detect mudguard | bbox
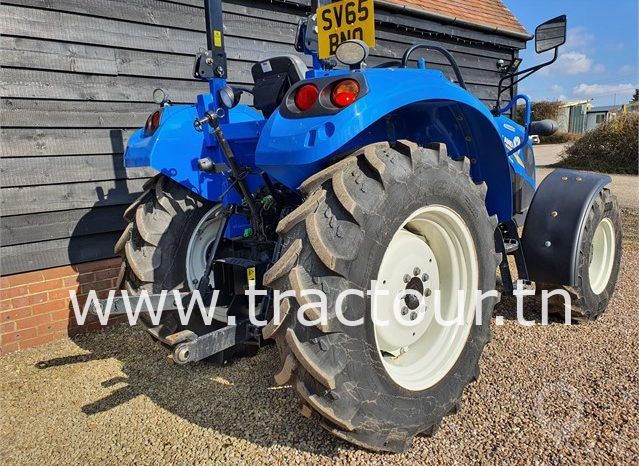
[521,168,611,285]
[125,100,265,202]
[256,68,516,221]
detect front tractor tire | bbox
[549,188,622,321]
[115,175,218,294]
[263,141,501,452]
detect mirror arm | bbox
[494,48,559,113]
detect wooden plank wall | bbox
[0,0,524,274]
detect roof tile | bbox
[384,0,529,36]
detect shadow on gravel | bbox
[493,294,573,325]
[35,326,351,457]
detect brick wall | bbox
[0,258,123,355]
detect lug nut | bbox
[422,273,429,282]
[410,311,418,321]
[401,306,409,316]
[403,274,411,284]
[413,267,421,276]
[424,288,432,297]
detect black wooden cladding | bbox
[0,0,524,275]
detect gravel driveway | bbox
[1,210,638,465]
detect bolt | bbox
[410,311,418,321]
[175,346,190,363]
[422,273,429,282]
[413,267,421,276]
[551,211,558,217]
[205,57,214,65]
[545,240,552,247]
[403,274,411,284]
[215,65,224,77]
[562,176,568,181]
[401,306,409,316]
[576,176,583,182]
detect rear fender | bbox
[521,168,612,285]
[124,99,264,203]
[256,68,513,220]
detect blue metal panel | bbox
[255,68,515,220]
[124,100,265,203]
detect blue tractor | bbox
[114,0,621,452]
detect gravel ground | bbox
[1,210,638,465]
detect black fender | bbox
[521,168,611,285]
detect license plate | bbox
[317,0,375,59]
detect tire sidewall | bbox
[576,192,622,314]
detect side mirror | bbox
[535,15,567,53]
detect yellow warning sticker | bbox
[213,30,222,47]
[247,267,256,287]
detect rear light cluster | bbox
[293,78,361,112]
[144,109,163,137]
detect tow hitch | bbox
[91,254,270,365]
[90,291,263,365]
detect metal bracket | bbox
[172,319,254,364]
[494,219,530,296]
[193,49,228,80]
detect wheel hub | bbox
[374,230,439,352]
[588,217,615,295]
[373,205,478,391]
[404,276,424,309]
[186,206,223,291]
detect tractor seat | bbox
[529,119,558,136]
[251,55,307,117]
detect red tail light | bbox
[294,84,319,111]
[144,110,162,137]
[331,79,360,108]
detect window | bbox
[596,114,605,123]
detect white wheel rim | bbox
[186,206,223,291]
[589,217,615,295]
[373,205,479,391]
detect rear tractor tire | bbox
[115,175,221,294]
[263,141,501,452]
